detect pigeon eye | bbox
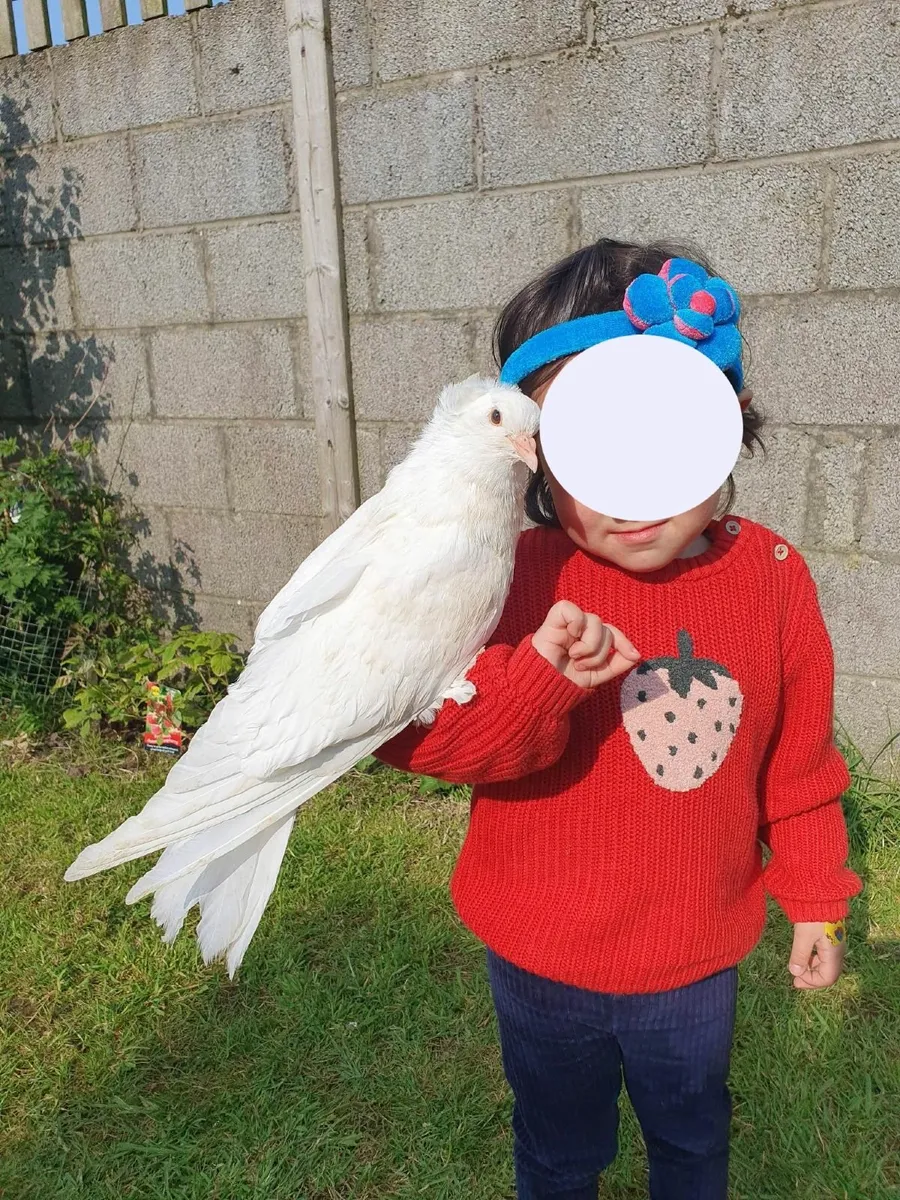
[490,409,502,426]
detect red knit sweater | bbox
[377,517,862,994]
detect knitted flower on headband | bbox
[622,258,743,385]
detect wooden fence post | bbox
[60,0,89,41]
[0,0,16,56]
[283,0,359,535]
[23,0,50,49]
[98,0,126,30]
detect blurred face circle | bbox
[530,354,735,573]
[539,337,743,522]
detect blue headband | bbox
[499,257,744,392]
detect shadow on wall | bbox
[0,95,199,627]
[0,96,110,433]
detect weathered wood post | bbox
[284,0,359,534]
[22,0,50,49]
[0,0,16,56]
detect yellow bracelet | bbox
[823,921,846,946]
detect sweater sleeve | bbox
[376,633,589,785]
[758,556,862,922]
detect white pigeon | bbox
[65,377,540,976]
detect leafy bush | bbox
[0,435,95,620]
[0,435,243,737]
[59,628,244,734]
[0,434,143,637]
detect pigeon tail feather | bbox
[147,816,295,975]
[196,814,295,976]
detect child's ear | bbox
[737,387,753,413]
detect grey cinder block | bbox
[71,232,209,328]
[225,422,320,516]
[0,55,56,147]
[834,674,900,766]
[809,553,900,680]
[830,155,900,289]
[719,5,900,159]
[3,138,136,243]
[206,220,306,322]
[808,434,867,551]
[860,433,900,558]
[134,113,290,229]
[0,245,73,331]
[580,165,824,295]
[196,0,291,112]
[151,326,298,419]
[372,191,570,311]
[731,426,812,545]
[337,79,475,204]
[166,508,318,602]
[355,425,382,500]
[742,296,900,426]
[481,37,712,188]
[373,0,581,81]
[330,0,372,90]
[192,592,258,647]
[54,18,199,139]
[28,331,151,423]
[349,316,473,420]
[94,420,229,510]
[342,210,371,314]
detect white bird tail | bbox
[145,812,295,976]
[64,728,396,975]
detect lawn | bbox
[1,745,898,1200]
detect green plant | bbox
[1,435,243,736]
[0,436,130,624]
[58,628,244,736]
[0,436,143,717]
[418,774,458,796]
[840,733,900,855]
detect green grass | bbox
[1,749,899,1200]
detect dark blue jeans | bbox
[487,951,738,1200]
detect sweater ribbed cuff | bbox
[505,637,592,718]
[775,897,851,924]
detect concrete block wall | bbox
[0,0,322,647]
[331,0,900,760]
[0,0,897,759]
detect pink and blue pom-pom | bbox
[623,259,743,386]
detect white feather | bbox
[64,377,540,975]
[195,814,294,972]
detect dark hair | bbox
[493,237,765,526]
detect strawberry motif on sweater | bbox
[620,629,743,792]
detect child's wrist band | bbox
[823,920,846,946]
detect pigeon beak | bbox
[510,433,538,472]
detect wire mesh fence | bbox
[0,578,90,702]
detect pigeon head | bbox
[435,376,540,475]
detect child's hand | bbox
[788,922,846,989]
[532,601,641,689]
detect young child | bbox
[376,238,861,1200]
